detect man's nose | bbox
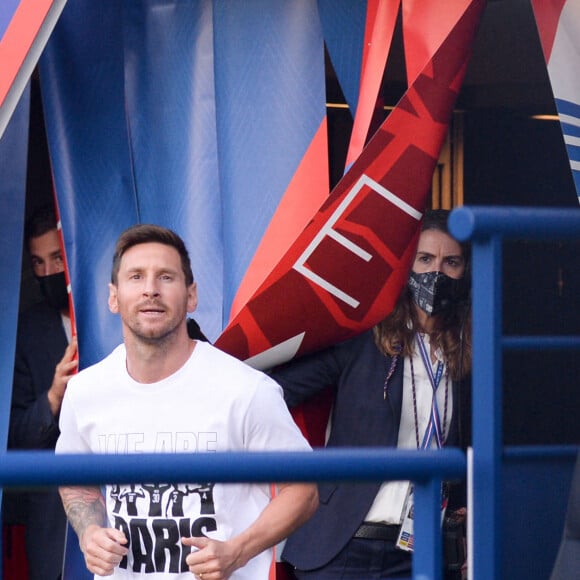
[45,263,61,276]
[143,278,160,296]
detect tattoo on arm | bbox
[60,486,107,545]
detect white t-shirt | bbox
[56,341,311,579]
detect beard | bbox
[123,300,186,345]
[129,318,181,344]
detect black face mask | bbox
[408,270,466,316]
[37,272,69,312]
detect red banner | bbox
[0,0,67,138]
[216,0,486,368]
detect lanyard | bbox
[416,334,445,449]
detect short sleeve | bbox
[55,377,90,454]
[243,375,312,453]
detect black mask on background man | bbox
[37,272,69,311]
[408,270,467,316]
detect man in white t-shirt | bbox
[56,224,317,579]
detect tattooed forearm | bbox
[59,486,106,546]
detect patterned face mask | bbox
[407,270,466,316]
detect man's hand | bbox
[48,337,78,416]
[180,482,317,579]
[80,524,129,577]
[182,536,243,580]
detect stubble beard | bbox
[126,308,184,348]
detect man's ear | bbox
[108,283,119,314]
[187,282,198,314]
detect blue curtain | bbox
[40,0,327,367]
[0,83,28,512]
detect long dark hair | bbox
[373,210,471,380]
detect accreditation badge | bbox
[395,483,449,552]
[396,485,415,552]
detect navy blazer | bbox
[9,301,68,449]
[272,330,464,571]
[8,300,69,580]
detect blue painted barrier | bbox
[0,448,465,488]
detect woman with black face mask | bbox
[379,209,471,384]
[271,209,471,580]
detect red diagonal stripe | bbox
[216,0,485,365]
[530,0,567,63]
[0,0,55,103]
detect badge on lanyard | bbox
[395,334,450,552]
[396,483,449,552]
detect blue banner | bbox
[0,83,28,510]
[0,0,20,36]
[40,0,326,368]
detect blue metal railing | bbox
[0,448,465,580]
[0,449,465,488]
[449,205,580,580]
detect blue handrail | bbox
[502,336,580,350]
[449,206,580,241]
[0,448,465,580]
[0,448,465,487]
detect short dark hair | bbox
[25,204,58,245]
[111,224,194,286]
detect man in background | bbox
[8,204,77,579]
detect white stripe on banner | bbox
[533,0,580,201]
[558,102,580,199]
[560,113,580,128]
[546,1,580,106]
[564,135,580,146]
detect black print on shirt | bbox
[142,483,172,517]
[166,483,215,517]
[119,484,145,516]
[110,482,217,574]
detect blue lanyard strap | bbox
[416,334,445,449]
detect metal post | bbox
[413,478,443,580]
[471,235,503,579]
